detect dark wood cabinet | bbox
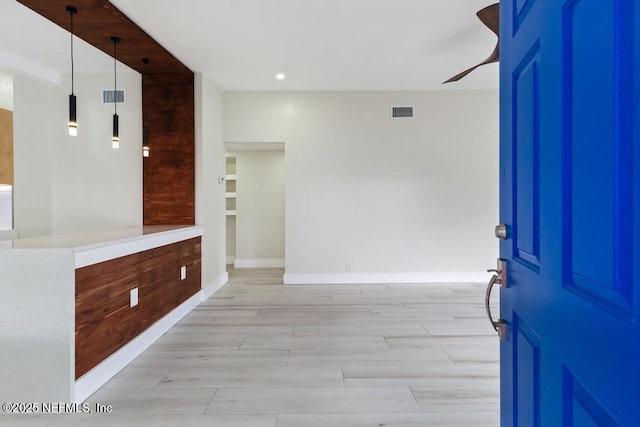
[75,237,201,379]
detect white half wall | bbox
[224,91,499,280]
[194,73,228,294]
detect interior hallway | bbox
[2,268,499,426]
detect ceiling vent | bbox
[391,105,414,118]
[102,88,126,104]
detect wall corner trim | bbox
[202,272,229,300]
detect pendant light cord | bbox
[142,58,148,124]
[113,38,117,116]
[70,9,74,95]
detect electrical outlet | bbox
[181,266,187,280]
[130,288,138,307]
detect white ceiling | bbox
[1,0,499,91]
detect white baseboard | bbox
[226,256,235,265]
[74,291,202,403]
[202,271,229,300]
[234,258,285,268]
[283,272,491,285]
[0,229,17,241]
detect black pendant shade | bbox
[112,113,119,143]
[68,93,77,136]
[111,36,119,148]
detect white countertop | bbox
[0,225,203,268]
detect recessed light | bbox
[276,73,286,80]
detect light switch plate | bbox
[130,288,138,307]
[181,266,187,280]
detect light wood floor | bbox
[4,268,499,426]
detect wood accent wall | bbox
[143,73,195,225]
[18,0,196,225]
[0,108,13,185]
[75,237,201,379]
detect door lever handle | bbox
[484,274,501,332]
[486,269,502,286]
[484,260,508,342]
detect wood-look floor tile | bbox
[127,350,288,369]
[192,309,260,317]
[443,345,500,363]
[147,336,243,351]
[343,364,499,386]
[300,298,404,307]
[102,366,171,388]
[386,283,478,290]
[212,315,334,326]
[423,321,496,337]
[157,366,344,388]
[297,284,389,291]
[292,324,428,337]
[239,336,389,351]
[44,414,276,427]
[205,299,299,308]
[360,288,457,296]
[165,325,294,337]
[257,307,372,317]
[385,335,495,349]
[69,268,500,424]
[334,313,456,325]
[276,412,499,427]
[286,348,452,367]
[175,310,220,324]
[206,387,420,414]
[411,384,500,413]
[86,388,216,415]
[0,416,53,427]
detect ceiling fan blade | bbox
[443,44,499,83]
[442,3,500,84]
[477,3,499,36]
[442,64,482,84]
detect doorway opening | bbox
[224,142,285,272]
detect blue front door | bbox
[498,0,639,425]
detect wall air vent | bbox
[391,105,414,118]
[102,88,126,104]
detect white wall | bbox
[13,73,54,237]
[12,71,142,238]
[0,71,12,110]
[0,71,13,231]
[51,73,142,234]
[195,73,228,296]
[224,91,499,283]
[0,185,12,230]
[230,150,285,268]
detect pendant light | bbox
[66,6,77,136]
[142,57,150,158]
[111,36,120,149]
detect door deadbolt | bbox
[495,223,507,240]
